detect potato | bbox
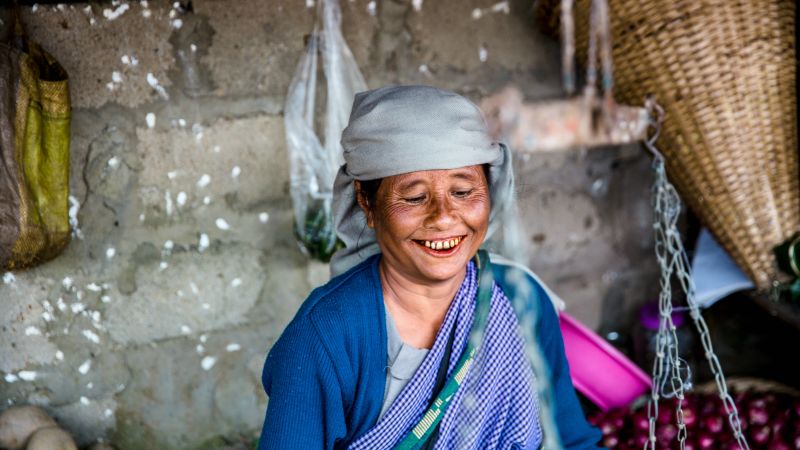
[25,427,77,450]
[0,405,58,450]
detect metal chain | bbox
[643,98,750,450]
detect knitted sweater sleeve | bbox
[258,317,347,450]
[536,284,605,450]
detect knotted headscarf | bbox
[330,85,515,276]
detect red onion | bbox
[751,426,772,445]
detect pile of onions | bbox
[588,390,800,449]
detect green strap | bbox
[393,250,495,450]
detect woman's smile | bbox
[412,235,467,256]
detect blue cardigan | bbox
[259,255,603,449]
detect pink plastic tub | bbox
[558,312,651,411]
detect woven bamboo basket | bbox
[536,0,799,289]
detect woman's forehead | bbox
[385,165,486,189]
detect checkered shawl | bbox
[349,262,543,449]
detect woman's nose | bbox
[423,194,457,229]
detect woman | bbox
[259,86,602,449]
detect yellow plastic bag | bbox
[0,19,71,270]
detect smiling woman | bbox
[257,85,603,449]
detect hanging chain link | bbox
[643,98,750,450]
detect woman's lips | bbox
[413,236,466,254]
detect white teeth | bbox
[425,241,432,248]
[443,241,451,249]
[449,239,456,247]
[435,241,443,250]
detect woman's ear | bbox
[354,180,375,228]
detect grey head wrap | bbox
[330,85,515,276]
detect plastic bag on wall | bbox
[0,17,71,271]
[284,0,366,262]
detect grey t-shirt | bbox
[378,309,429,420]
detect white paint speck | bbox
[172,18,183,29]
[2,272,15,284]
[177,118,187,128]
[62,277,74,290]
[56,297,67,311]
[198,233,209,251]
[78,359,92,375]
[55,351,64,361]
[86,283,102,292]
[189,282,199,294]
[212,145,221,153]
[87,382,94,389]
[139,213,146,222]
[146,112,156,129]
[180,325,192,335]
[215,218,230,231]
[491,1,510,14]
[165,190,174,216]
[42,312,53,322]
[103,3,129,20]
[164,240,174,251]
[226,343,241,352]
[201,356,217,371]
[80,396,90,405]
[25,326,42,336]
[176,191,187,206]
[259,212,269,223]
[479,45,488,62]
[31,4,39,13]
[412,0,423,11]
[101,295,111,304]
[201,303,211,310]
[106,82,116,91]
[142,8,152,18]
[146,73,169,100]
[106,247,116,260]
[190,44,197,52]
[196,174,211,188]
[305,0,314,8]
[196,344,205,354]
[231,166,241,178]
[231,278,242,288]
[159,261,169,270]
[105,408,113,417]
[82,329,101,344]
[107,156,120,169]
[203,196,212,205]
[111,71,122,83]
[471,8,483,19]
[18,371,37,381]
[167,170,178,180]
[200,334,208,343]
[69,195,82,239]
[5,374,18,383]
[366,1,376,15]
[71,302,86,314]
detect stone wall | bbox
[0,1,659,448]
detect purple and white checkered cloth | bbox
[349,261,542,450]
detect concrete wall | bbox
[0,1,659,448]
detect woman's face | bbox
[358,165,491,285]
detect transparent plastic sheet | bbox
[284,0,366,261]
